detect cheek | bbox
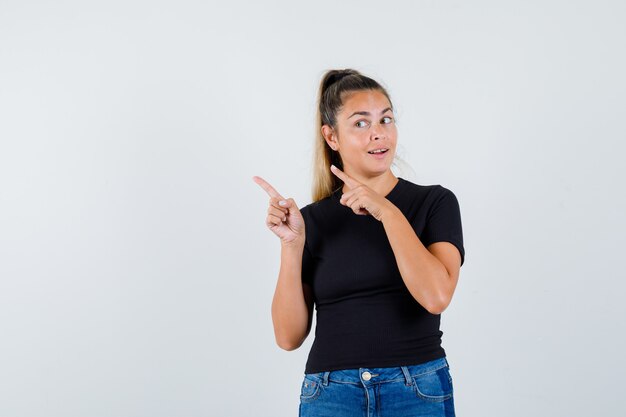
[344,136,369,152]
[388,130,398,145]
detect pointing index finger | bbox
[330,165,361,189]
[252,176,284,200]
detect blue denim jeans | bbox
[299,357,455,417]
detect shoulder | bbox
[299,195,336,246]
[399,177,437,194]
[396,179,461,217]
[432,184,459,202]
[398,177,456,203]
[423,185,462,223]
[402,178,457,196]
[299,199,322,216]
[426,185,461,215]
[299,194,333,221]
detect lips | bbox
[368,148,389,154]
[368,148,389,160]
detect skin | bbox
[330,164,461,314]
[324,90,462,314]
[321,89,399,201]
[252,89,462,350]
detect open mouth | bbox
[368,148,389,155]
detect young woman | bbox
[253,68,465,417]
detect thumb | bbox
[279,198,298,211]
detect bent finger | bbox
[268,206,288,221]
[269,197,289,214]
[266,213,285,227]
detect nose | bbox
[371,122,385,140]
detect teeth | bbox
[369,149,388,154]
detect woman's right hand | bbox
[252,176,305,246]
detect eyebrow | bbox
[347,107,393,119]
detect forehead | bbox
[340,90,391,114]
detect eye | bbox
[382,116,393,124]
[355,120,369,128]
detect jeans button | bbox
[362,371,372,381]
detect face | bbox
[322,89,397,178]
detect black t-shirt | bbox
[300,177,465,374]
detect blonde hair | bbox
[311,68,401,202]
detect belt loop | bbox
[400,366,412,386]
[322,371,330,386]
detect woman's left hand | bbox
[330,164,394,222]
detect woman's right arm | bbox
[251,175,313,351]
[271,241,314,351]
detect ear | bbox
[321,125,338,150]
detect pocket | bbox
[299,375,322,403]
[411,365,453,402]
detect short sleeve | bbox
[302,240,314,286]
[420,186,465,266]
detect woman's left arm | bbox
[380,204,461,314]
[329,165,462,314]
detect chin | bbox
[369,166,392,175]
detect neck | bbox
[341,170,398,196]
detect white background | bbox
[1,1,625,416]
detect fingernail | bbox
[279,200,287,206]
[330,164,335,169]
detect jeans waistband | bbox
[307,357,449,387]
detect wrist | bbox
[281,238,305,251]
[380,201,400,223]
